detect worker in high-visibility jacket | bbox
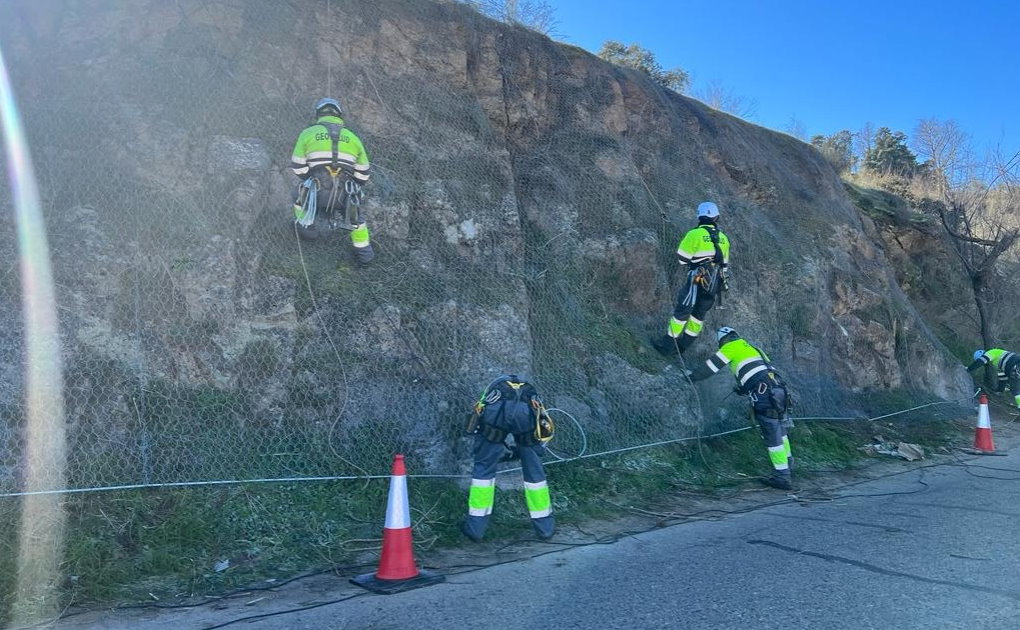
[968,348,1020,409]
[688,327,794,490]
[652,201,730,356]
[462,375,555,542]
[290,97,374,264]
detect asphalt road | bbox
[50,445,1020,630]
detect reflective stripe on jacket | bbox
[290,115,370,182]
[691,338,774,389]
[967,349,1018,376]
[676,225,730,266]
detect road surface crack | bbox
[747,539,1020,601]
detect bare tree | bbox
[912,117,972,198]
[783,115,807,141]
[467,0,557,35]
[934,150,1020,348]
[854,122,875,169]
[694,80,758,120]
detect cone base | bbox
[961,447,1009,457]
[350,569,445,594]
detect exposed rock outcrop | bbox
[0,0,972,483]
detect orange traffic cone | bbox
[964,393,1007,456]
[351,454,444,594]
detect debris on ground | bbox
[859,436,925,461]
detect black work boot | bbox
[759,471,793,491]
[675,334,695,354]
[651,335,679,356]
[354,244,375,267]
[460,519,483,543]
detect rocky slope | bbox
[0,0,973,483]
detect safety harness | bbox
[692,225,725,295]
[466,378,554,447]
[752,361,792,421]
[296,120,364,231]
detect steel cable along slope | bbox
[0,0,970,496]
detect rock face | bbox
[0,0,972,486]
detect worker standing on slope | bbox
[968,348,1020,410]
[290,97,375,265]
[652,201,730,356]
[687,327,794,490]
[462,375,555,542]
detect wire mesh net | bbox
[0,0,973,495]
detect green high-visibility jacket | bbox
[691,338,776,391]
[676,224,730,267]
[290,115,370,183]
[968,349,1019,376]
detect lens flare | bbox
[0,41,68,625]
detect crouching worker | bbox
[462,375,555,542]
[968,348,1020,410]
[687,327,794,490]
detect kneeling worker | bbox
[687,327,794,490]
[463,375,555,541]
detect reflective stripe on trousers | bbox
[684,315,703,338]
[468,478,495,517]
[523,480,552,518]
[768,445,789,470]
[669,316,686,337]
[756,414,791,473]
[351,223,371,247]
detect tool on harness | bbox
[748,372,792,423]
[464,407,481,436]
[535,403,555,444]
[309,121,363,232]
[693,266,711,289]
[700,224,726,305]
[296,178,318,227]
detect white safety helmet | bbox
[717,326,738,342]
[697,201,720,219]
[314,97,344,118]
[973,349,985,361]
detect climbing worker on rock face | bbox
[652,201,730,356]
[968,348,1020,410]
[687,327,794,490]
[290,97,374,264]
[462,375,555,542]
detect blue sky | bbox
[548,1,1019,155]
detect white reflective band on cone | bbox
[384,474,411,529]
[977,399,992,429]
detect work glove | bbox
[499,445,519,462]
